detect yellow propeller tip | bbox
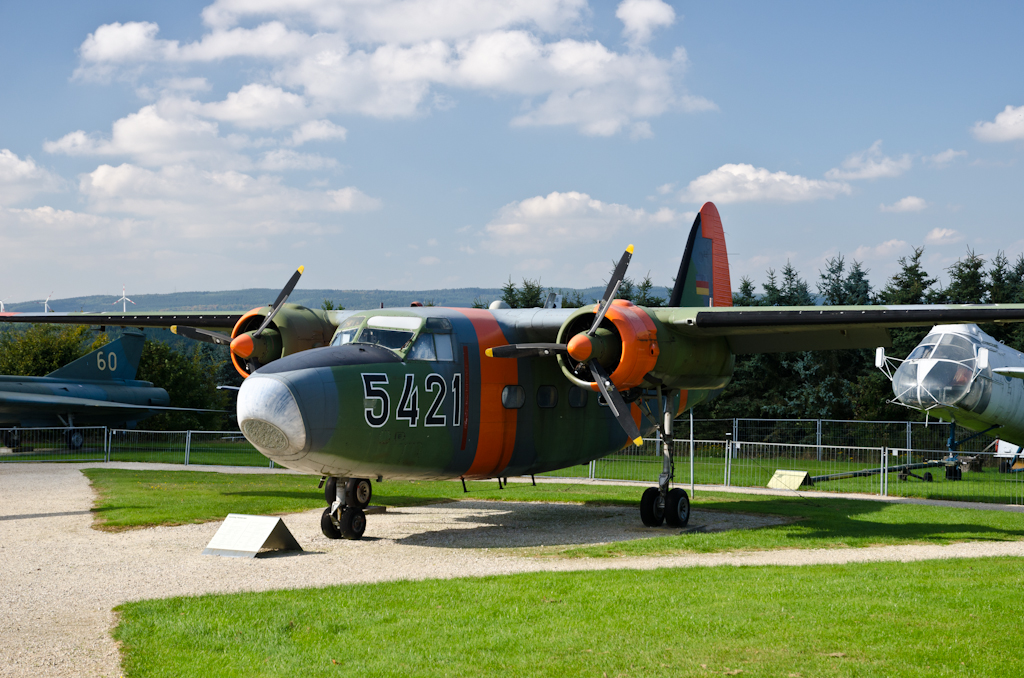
[626,244,634,254]
[633,436,644,446]
[484,348,494,358]
[170,325,178,334]
[297,265,305,274]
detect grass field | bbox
[83,469,1024,557]
[113,557,1024,678]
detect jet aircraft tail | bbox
[46,331,145,382]
[668,202,732,308]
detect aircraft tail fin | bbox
[668,202,732,308]
[46,331,145,381]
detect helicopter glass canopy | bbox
[891,332,989,411]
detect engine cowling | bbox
[230,303,337,377]
[556,299,660,391]
[556,300,734,392]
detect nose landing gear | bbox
[320,477,372,540]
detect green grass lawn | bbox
[113,557,1024,678]
[83,469,1024,557]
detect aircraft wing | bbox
[0,391,223,415]
[0,311,242,329]
[660,304,1024,354]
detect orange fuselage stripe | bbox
[454,309,518,478]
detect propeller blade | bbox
[590,360,643,446]
[171,325,233,346]
[254,266,304,337]
[588,244,633,336]
[485,343,566,359]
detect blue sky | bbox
[2,1,1022,304]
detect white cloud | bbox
[200,84,309,129]
[972,104,1024,142]
[44,98,246,169]
[617,0,675,48]
[925,149,967,167]
[924,227,962,245]
[0,149,65,204]
[825,140,912,180]
[419,255,440,265]
[880,196,927,213]
[852,239,909,262]
[680,163,851,204]
[482,190,682,254]
[71,3,710,137]
[78,162,379,236]
[258,149,337,170]
[199,0,589,42]
[290,120,347,145]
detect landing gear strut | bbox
[639,388,690,528]
[320,477,372,540]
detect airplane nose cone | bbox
[237,375,308,462]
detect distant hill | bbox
[5,286,608,313]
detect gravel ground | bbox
[2,463,1023,678]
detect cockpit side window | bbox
[357,328,416,351]
[408,331,455,362]
[331,316,365,346]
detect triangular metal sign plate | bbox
[202,513,303,558]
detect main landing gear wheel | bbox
[65,429,85,450]
[640,487,665,527]
[339,508,366,540]
[324,477,338,504]
[320,508,342,540]
[664,488,690,527]
[346,478,372,508]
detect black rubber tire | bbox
[346,478,372,508]
[65,429,85,450]
[324,477,338,505]
[2,431,19,449]
[923,472,933,482]
[639,487,665,527]
[339,507,366,540]
[320,508,341,539]
[664,488,690,527]
[998,459,1010,474]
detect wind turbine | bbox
[113,285,136,313]
[0,298,6,313]
[43,293,53,313]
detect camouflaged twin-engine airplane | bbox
[7,201,1024,540]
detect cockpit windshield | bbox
[333,315,423,354]
[892,331,986,410]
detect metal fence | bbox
[5,418,1023,505]
[543,417,1024,506]
[2,427,271,467]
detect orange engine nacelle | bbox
[557,299,659,391]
